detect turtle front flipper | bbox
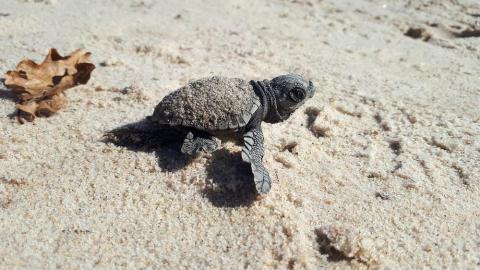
[242,127,272,194]
[181,131,218,155]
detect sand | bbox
[0,0,479,269]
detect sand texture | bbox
[0,0,479,269]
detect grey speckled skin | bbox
[153,74,315,194]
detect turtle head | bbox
[266,74,315,122]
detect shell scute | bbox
[153,76,257,131]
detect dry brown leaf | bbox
[3,48,95,122]
[16,93,66,124]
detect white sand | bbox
[0,0,479,269]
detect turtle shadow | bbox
[104,119,258,207]
[203,149,257,208]
[102,119,193,172]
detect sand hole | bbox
[315,229,353,262]
[305,106,321,128]
[375,192,390,200]
[388,140,401,155]
[304,107,329,138]
[287,259,296,270]
[454,28,480,38]
[404,27,431,41]
[335,106,361,117]
[374,113,391,131]
[280,141,298,154]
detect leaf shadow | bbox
[0,88,16,102]
[0,85,19,119]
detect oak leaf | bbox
[3,48,95,122]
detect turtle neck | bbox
[250,80,282,123]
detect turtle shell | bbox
[152,76,261,131]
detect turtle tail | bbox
[103,117,185,150]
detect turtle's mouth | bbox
[278,106,296,121]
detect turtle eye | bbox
[288,87,305,102]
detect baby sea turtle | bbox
[150,74,315,194]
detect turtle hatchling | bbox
[109,74,315,194]
[105,74,315,193]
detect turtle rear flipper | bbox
[242,127,272,194]
[181,131,218,155]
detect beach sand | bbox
[1,0,479,269]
